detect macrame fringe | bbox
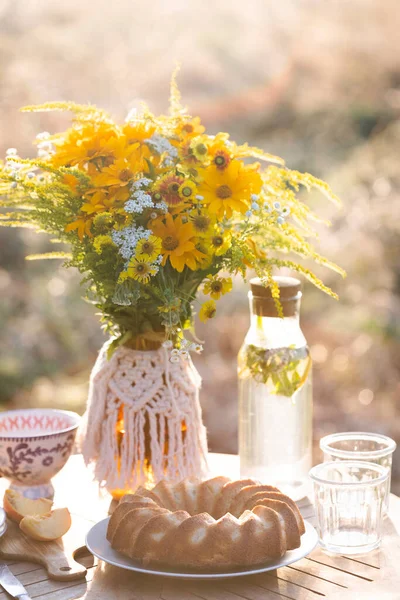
[79,341,208,491]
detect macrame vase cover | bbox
[80,341,208,491]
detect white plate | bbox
[0,508,6,538]
[86,518,318,580]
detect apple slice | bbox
[19,508,71,541]
[3,489,53,524]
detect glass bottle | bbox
[238,276,312,499]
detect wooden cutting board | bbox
[0,513,93,581]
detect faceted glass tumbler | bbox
[309,461,389,555]
[320,432,396,513]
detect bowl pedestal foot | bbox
[10,480,54,500]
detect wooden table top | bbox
[1,453,399,600]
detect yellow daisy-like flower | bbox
[122,255,157,284]
[157,174,185,208]
[135,235,162,262]
[193,239,214,269]
[112,208,133,230]
[198,160,262,218]
[189,209,215,237]
[151,213,205,272]
[80,190,114,216]
[189,136,209,162]
[199,300,217,322]
[178,180,197,200]
[205,230,232,256]
[108,185,131,204]
[92,155,142,188]
[122,122,157,163]
[207,133,232,170]
[52,122,119,168]
[122,121,156,145]
[203,275,232,300]
[175,116,205,139]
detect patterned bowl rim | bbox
[0,408,81,441]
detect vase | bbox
[79,341,208,496]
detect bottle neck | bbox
[247,296,305,349]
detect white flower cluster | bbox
[245,194,261,219]
[4,149,24,187]
[245,192,290,226]
[162,338,203,363]
[131,178,152,190]
[155,201,168,213]
[36,131,54,159]
[125,178,155,214]
[125,190,154,214]
[145,134,178,159]
[111,225,151,260]
[270,201,291,225]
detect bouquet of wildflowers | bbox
[0,74,344,357]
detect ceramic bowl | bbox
[0,408,81,499]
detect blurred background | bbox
[1,1,399,486]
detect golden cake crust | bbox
[107,477,305,569]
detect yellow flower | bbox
[157,174,185,208]
[207,133,232,170]
[108,186,131,204]
[178,180,197,200]
[112,208,133,230]
[122,121,157,163]
[93,154,142,188]
[189,209,215,237]
[61,173,80,191]
[175,117,205,139]
[178,140,200,165]
[151,213,205,272]
[198,160,262,218]
[53,122,120,168]
[189,136,209,162]
[195,244,214,269]
[205,230,232,256]
[80,190,114,215]
[122,255,157,283]
[122,121,156,145]
[135,235,162,262]
[93,235,115,254]
[203,275,232,300]
[65,216,93,240]
[199,300,217,322]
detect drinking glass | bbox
[320,432,396,512]
[310,461,389,554]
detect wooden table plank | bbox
[225,576,320,599]
[287,557,368,588]
[185,582,248,600]
[265,566,344,597]
[305,553,375,581]
[35,583,89,600]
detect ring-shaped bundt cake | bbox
[107,476,305,569]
